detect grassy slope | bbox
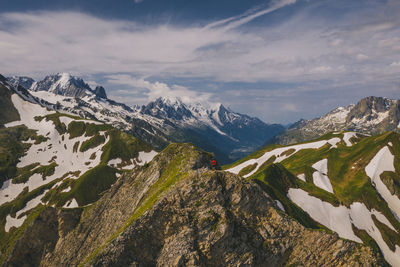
[227,131,400,253]
[100,129,153,164]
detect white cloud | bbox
[206,0,298,31]
[0,1,399,85]
[0,0,400,123]
[356,54,369,61]
[106,74,211,104]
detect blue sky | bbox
[1,0,400,123]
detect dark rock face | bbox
[94,86,107,99]
[57,208,83,238]
[31,73,93,98]
[4,207,59,267]
[91,170,382,267]
[6,76,35,90]
[346,96,396,122]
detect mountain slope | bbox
[0,77,157,263]
[271,96,400,145]
[8,74,284,163]
[2,144,383,266]
[226,131,400,265]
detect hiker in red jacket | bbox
[211,159,217,170]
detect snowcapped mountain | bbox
[8,74,284,163]
[226,131,400,266]
[141,97,284,160]
[0,74,156,226]
[271,96,400,145]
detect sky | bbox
[0,0,399,124]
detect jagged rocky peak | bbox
[94,85,107,99]
[142,96,247,124]
[346,96,397,122]
[7,76,35,90]
[30,72,94,98]
[141,96,192,120]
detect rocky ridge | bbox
[3,143,384,266]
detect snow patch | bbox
[343,132,357,146]
[108,158,122,167]
[5,215,26,232]
[61,186,71,193]
[137,151,158,165]
[288,188,400,265]
[328,137,341,148]
[63,198,79,208]
[312,159,334,193]
[288,188,361,242]
[350,202,400,266]
[275,200,285,212]
[227,137,341,178]
[297,173,306,182]
[365,146,400,219]
[5,190,48,232]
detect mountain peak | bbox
[30,73,94,98]
[7,76,36,90]
[346,96,397,123]
[94,86,107,99]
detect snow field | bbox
[63,198,79,209]
[343,132,357,146]
[275,200,285,212]
[137,151,158,165]
[288,188,400,266]
[311,159,334,193]
[5,190,48,232]
[365,146,400,218]
[297,174,306,182]
[1,94,108,205]
[227,137,342,178]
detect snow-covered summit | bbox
[30,73,100,98]
[8,73,107,100]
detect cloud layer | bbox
[0,0,399,123]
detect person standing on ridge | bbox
[211,159,217,170]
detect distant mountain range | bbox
[7,73,284,163]
[269,96,400,146]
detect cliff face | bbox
[91,170,382,267]
[4,144,384,266]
